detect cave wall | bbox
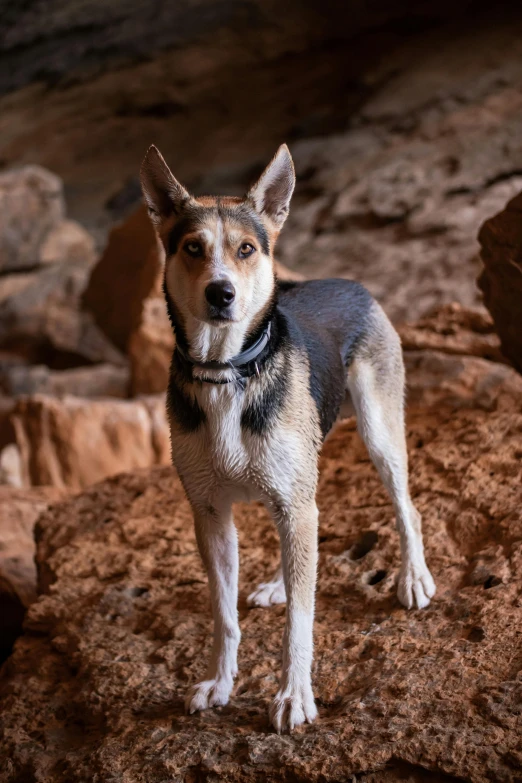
[0,0,510,246]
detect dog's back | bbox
[277,278,376,438]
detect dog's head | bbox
[140,145,295,331]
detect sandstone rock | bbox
[0,166,64,273]
[0,260,125,366]
[478,190,522,373]
[10,394,169,490]
[404,350,522,410]
[398,303,522,410]
[2,11,522,329]
[1,369,521,780]
[0,486,63,661]
[0,362,129,399]
[83,206,163,352]
[129,295,173,396]
[0,394,16,448]
[398,303,503,362]
[0,2,472,244]
[0,443,23,487]
[38,218,96,267]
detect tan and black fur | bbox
[140,144,436,733]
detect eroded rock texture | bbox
[3,8,522,324]
[0,486,63,661]
[1,341,521,782]
[0,166,122,369]
[478,191,522,374]
[8,394,170,491]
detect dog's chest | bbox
[171,383,298,506]
[201,385,251,479]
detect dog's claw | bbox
[185,678,233,714]
[269,685,317,732]
[397,560,436,609]
[247,580,286,608]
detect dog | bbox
[140,143,436,733]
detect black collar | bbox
[175,322,272,384]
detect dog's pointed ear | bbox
[247,144,295,229]
[140,145,191,224]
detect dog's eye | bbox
[184,241,203,257]
[238,243,255,259]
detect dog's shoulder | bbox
[276,279,374,438]
[277,278,374,361]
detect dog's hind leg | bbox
[347,315,435,609]
[247,564,286,608]
[185,502,241,713]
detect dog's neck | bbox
[182,315,253,364]
[164,279,277,366]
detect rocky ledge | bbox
[1,314,521,783]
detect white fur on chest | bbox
[198,383,251,482]
[170,383,301,510]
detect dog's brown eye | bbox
[184,241,203,257]
[238,243,255,259]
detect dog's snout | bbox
[205,280,236,308]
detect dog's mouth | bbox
[206,305,236,324]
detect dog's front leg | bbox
[269,501,319,732]
[185,504,240,713]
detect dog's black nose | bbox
[205,280,236,308]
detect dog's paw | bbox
[397,560,436,609]
[269,683,317,733]
[247,580,286,608]
[185,677,233,714]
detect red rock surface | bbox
[0,486,64,660]
[478,191,522,373]
[1,348,521,782]
[10,394,170,490]
[83,206,163,353]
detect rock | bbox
[0,486,63,662]
[0,444,23,487]
[38,219,96,267]
[0,164,120,367]
[0,394,16,448]
[397,303,522,410]
[4,9,522,326]
[10,394,170,490]
[83,206,163,352]
[0,362,129,399]
[398,303,503,362]
[404,350,522,410]
[0,260,125,366]
[128,295,172,396]
[0,166,64,273]
[0,353,521,780]
[0,2,472,244]
[84,205,168,394]
[478,190,522,373]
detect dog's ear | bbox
[140,145,191,225]
[247,144,295,229]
